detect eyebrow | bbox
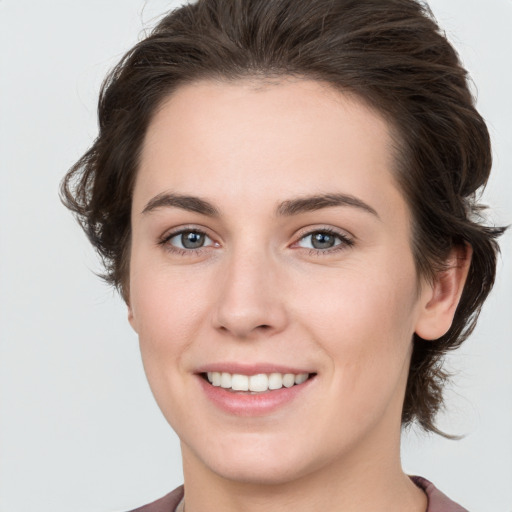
[142,192,220,216]
[142,192,379,219]
[276,193,379,218]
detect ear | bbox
[127,304,138,333]
[415,244,472,340]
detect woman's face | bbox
[128,79,432,484]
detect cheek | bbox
[130,258,210,342]
[128,262,213,423]
[128,257,210,394]
[296,257,419,343]
[293,259,419,417]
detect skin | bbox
[128,79,470,512]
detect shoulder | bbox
[126,485,184,512]
[411,476,469,512]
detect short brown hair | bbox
[61,0,505,435]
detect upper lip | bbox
[195,362,315,376]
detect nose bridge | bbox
[213,239,287,339]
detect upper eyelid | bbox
[294,225,354,242]
[161,225,214,242]
[167,230,215,244]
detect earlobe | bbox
[415,244,472,340]
[127,304,138,333]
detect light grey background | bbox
[0,1,510,511]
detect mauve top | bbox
[127,476,469,512]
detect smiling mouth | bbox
[201,371,316,393]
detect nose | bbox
[212,245,288,340]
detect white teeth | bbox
[282,373,295,388]
[212,372,221,386]
[206,371,311,392]
[220,372,232,389]
[249,373,269,392]
[268,373,283,390]
[295,373,308,385]
[231,374,249,391]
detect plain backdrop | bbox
[0,1,511,511]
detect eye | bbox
[296,229,353,252]
[161,228,217,253]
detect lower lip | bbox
[198,375,315,416]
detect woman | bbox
[61,0,504,510]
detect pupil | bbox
[312,232,335,249]
[182,231,205,249]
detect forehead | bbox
[134,78,407,223]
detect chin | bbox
[183,431,335,487]
[206,454,314,486]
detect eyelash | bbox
[158,226,354,257]
[295,227,354,256]
[158,226,216,257]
